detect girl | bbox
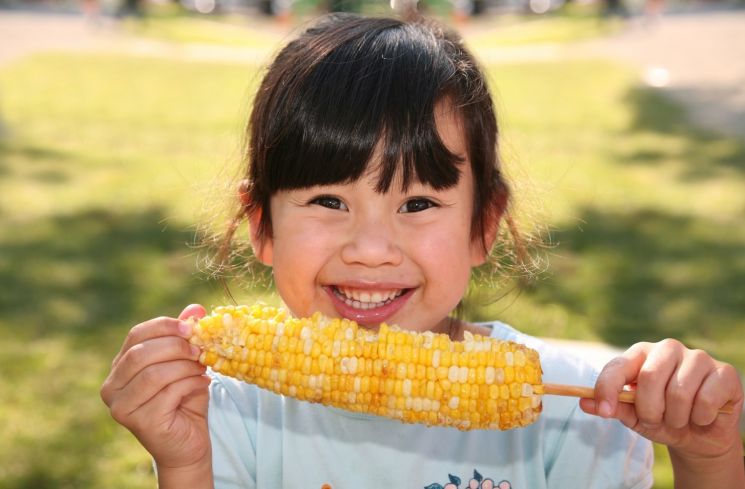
[100,13,744,489]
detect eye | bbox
[310,195,348,211]
[398,198,437,213]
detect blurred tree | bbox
[116,0,144,17]
[257,0,272,14]
[601,0,629,17]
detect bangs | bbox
[263,19,464,194]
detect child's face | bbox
[252,105,490,335]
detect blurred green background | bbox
[0,2,743,487]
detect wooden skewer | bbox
[543,383,736,415]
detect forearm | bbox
[157,457,214,489]
[670,442,745,489]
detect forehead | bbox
[361,100,468,189]
[433,101,468,161]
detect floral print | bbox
[425,469,512,489]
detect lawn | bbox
[122,3,621,47]
[121,12,286,48]
[0,40,743,489]
[465,8,624,47]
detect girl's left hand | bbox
[580,339,744,460]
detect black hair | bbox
[244,13,508,248]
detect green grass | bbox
[471,61,745,373]
[0,54,256,488]
[1,50,743,488]
[121,4,619,48]
[465,7,624,47]
[122,15,286,48]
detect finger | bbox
[579,397,601,417]
[579,397,640,430]
[634,339,684,426]
[691,363,742,427]
[107,360,206,422]
[107,336,201,392]
[113,304,205,368]
[112,316,191,369]
[136,373,212,430]
[664,349,711,429]
[178,304,207,322]
[110,360,207,419]
[594,342,651,417]
[610,401,640,430]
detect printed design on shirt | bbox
[424,469,512,489]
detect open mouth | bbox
[332,286,407,310]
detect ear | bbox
[240,179,274,266]
[247,207,273,266]
[470,198,505,267]
[470,216,499,267]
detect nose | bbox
[340,214,403,267]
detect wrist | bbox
[669,441,745,488]
[156,455,213,489]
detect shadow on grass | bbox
[518,85,744,364]
[532,207,745,365]
[0,207,216,343]
[622,86,745,179]
[0,139,75,181]
[0,207,223,488]
[626,86,698,135]
[3,414,132,489]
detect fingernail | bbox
[599,400,613,417]
[178,321,192,337]
[190,344,201,358]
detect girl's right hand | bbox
[100,304,212,472]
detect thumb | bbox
[593,342,650,417]
[178,303,207,322]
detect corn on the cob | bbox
[189,304,543,431]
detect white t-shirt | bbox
[206,321,653,489]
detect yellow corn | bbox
[189,304,543,431]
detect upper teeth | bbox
[336,287,403,305]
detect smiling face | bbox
[249,104,497,335]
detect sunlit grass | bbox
[121,3,620,48]
[652,444,674,489]
[465,7,624,47]
[473,61,745,371]
[121,9,286,48]
[1,50,743,488]
[0,54,257,488]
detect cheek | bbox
[270,225,336,308]
[273,218,337,260]
[417,233,473,288]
